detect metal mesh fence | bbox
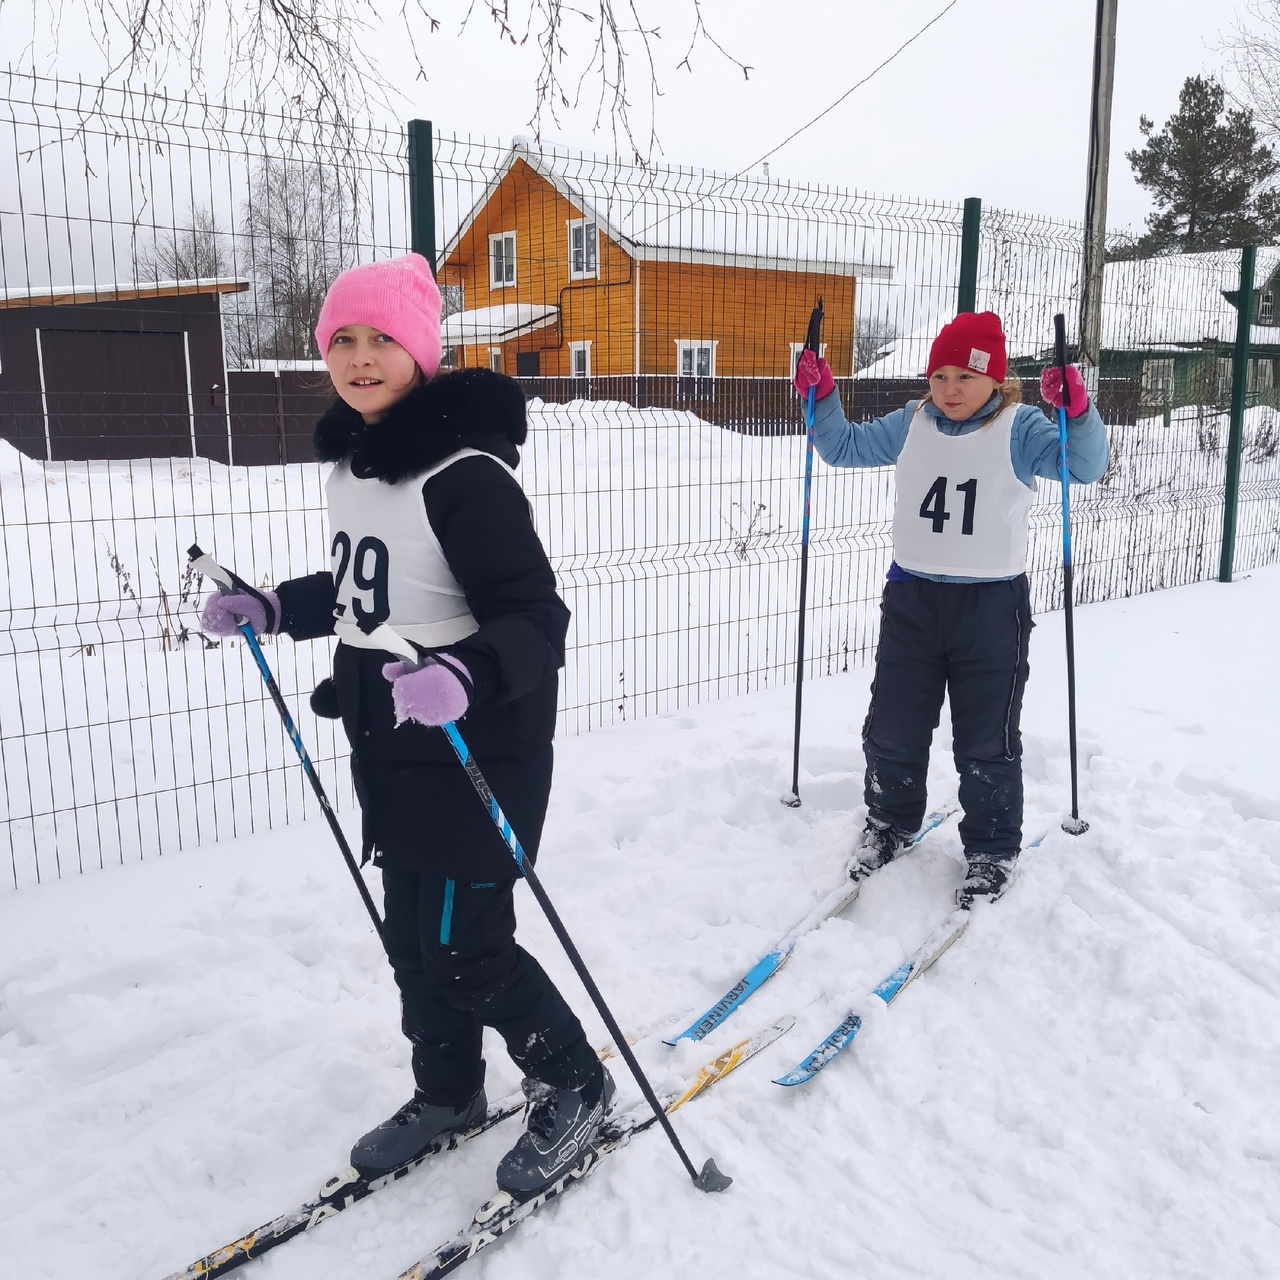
[2,71,1277,889]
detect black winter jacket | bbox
[275,370,569,881]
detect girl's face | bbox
[325,324,421,422]
[929,366,998,421]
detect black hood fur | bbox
[314,368,528,483]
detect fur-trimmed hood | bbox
[314,368,527,483]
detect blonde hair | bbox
[921,373,1022,418]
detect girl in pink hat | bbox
[201,252,611,1199]
[793,311,1109,906]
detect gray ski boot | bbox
[848,816,914,880]
[956,852,1017,910]
[350,1087,487,1179]
[495,1065,616,1199]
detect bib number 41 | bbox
[919,476,977,535]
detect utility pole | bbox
[1079,0,1118,390]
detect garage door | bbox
[39,329,192,461]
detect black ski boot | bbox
[956,852,1017,910]
[350,1087,487,1179]
[495,1064,616,1199]
[848,817,913,880]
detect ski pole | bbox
[1051,317,1089,836]
[783,296,824,808]
[187,544,385,939]
[362,620,731,1194]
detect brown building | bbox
[0,279,247,462]
[438,143,892,385]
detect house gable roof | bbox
[441,142,894,280]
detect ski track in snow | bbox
[2,569,1279,1279]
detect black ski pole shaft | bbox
[188,544,385,938]
[1051,318,1088,836]
[363,621,730,1193]
[785,297,824,808]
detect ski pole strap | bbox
[188,542,279,634]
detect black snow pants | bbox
[862,574,1033,859]
[380,868,599,1106]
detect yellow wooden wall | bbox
[439,159,636,377]
[439,164,859,379]
[638,263,856,378]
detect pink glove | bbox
[793,349,837,401]
[1040,365,1089,419]
[382,653,472,727]
[200,588,281,637]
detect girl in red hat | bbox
[793,310,1109,906]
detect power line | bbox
[741,0,962,175]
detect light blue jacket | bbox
[809,388,1110,582]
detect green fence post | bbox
[1220,244,1255,583]
[957,197,982,315]
[407,119,437,275]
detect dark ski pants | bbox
[380,868,598,1107]
[862,575,1033,858]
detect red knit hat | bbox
[926,311,1007,382]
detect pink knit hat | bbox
[315,252,443,378]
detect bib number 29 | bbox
[332,531,390,625]
[919,476,977,535]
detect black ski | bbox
[161,1099,524,1280]
[395,1017,794,1279]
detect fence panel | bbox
[1,72,1278,888]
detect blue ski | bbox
[663,805,958,1046]
[773,833,1046,1086]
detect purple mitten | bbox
[382,653,472,727]
[1040,365,1089,418]
[201,588,281,637]
[792,349,837,401]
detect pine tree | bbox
[1125,75,1280,255]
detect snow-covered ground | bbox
[3,566,1279,1280]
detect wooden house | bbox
[437,142,892,388]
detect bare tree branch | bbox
[1221,0,1280,141]
[14,0,746,161]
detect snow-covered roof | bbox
[442,143,895,280]
[856,333,934,380]
[440,303,559,345]
[862,246,1280,376]
[0,278,250,308]
[981,247,1280,358]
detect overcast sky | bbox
[1,0,1260,233]
[368,0,1246,232]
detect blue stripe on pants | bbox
[439,878,456,946]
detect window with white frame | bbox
[489,349,503,373]
[569,341,591,379]
[1216,358,1234,403]
[676,341,716,379]
[568,219,598,280]
[1261,290,1275,324]
[789,342,828,379]
[489,232,516,288]
[1141,358,1175,405]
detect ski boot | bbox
[956,852,1018,910]
[496,1064,616,1199]
[350,1087,487,1179]
[848,816,914,880]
